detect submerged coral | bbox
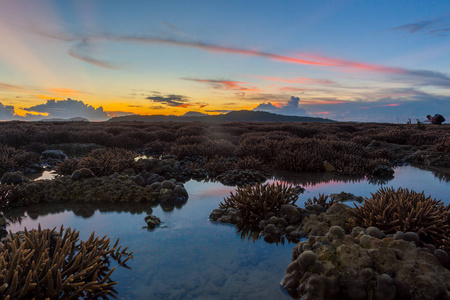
[218,182,300,225]
[0,225,132,299]
[349,187,450,251]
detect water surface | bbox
[6,166,450,299]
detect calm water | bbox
[6,166,450,299]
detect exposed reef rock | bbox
[1,171,29,185]
[300,203,355,236]
[282,226,450,300]
[215,169,266,186]
[11,171,188,211]
[144,215,161,229]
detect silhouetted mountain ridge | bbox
[107,110,335,123]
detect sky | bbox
[0,0,449,122]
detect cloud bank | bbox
[24,98,108,121]
[253,96,308,116]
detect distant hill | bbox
[182,111,209,117]
[107,110,335,123]
[40,117,89,122]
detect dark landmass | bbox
[40,117,89,122]
[107,110,336,123]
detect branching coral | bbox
[349,187,450,250]
[304,194,337,210]
[78,148,136,176]
[219,182,299,224]
[0,184,20,210]
[0,225,132,299]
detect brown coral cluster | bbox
[350,186,450,250]
[305,194,337,210]
[0,184,20,210]
[0,225,132,299]
[219,182,300,224]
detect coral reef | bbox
[0,184,20,210]
[281,226,450,300]
[77,148,137,177]
[218,182,300,225]
[144,215,161,229]
[215,169,266,186]
[4,172,188,212]
[305,194,337,210]
[349,187,450,251]
[0,225,132,299]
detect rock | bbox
[373,274,396,300]
[145,215,161,229]
[404,232,420,246]
[209,209,224,221]
[282,231,450,300]
[298,250,317,269]
[279,204,301,225]
[393,231,404,240]
[268,216,278,225]
[161,180,175,190]
[372,165,394,177]
[433,249,450,269]
[1,171,26,185]
[259,220,267,229]
[305,204,325,215]
[0,213,6,227]
[323,161,336,172]
[70,168,95,180]
[173,185,188,198]
[366,227,384,239]
[285,225,296,234]
[42,150,67,160]
[351,227,365,237]
[328,226,345,239]
[159,189,173,203]
[263,224,279,236]
[131,175,146,186]
[359,234,373,249]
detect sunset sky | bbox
[0,0,449,122]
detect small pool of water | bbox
[5,166,450,299]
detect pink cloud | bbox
[294,53,405,74]
[255,75,335,85]
[182,78,262,92]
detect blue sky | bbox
[0,0,449,121]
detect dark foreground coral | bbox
[0,226,132,299]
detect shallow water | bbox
[5,166,450,299]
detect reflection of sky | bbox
[5,166,450,299]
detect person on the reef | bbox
[425,114,445,125]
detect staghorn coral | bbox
[0,225,132,299]
[54,158,80,176]
[349,186,450,251]
[78,148,136,177]
[219,182,299,224]
[0,184,20,210]
[305,194,337,210]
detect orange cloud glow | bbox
[14,108,48,117]
[378,103,401,107]
[313,111,331,115]
[34,94,65,100]
[47,88,80,96]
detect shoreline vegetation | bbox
[0,120,449,299]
